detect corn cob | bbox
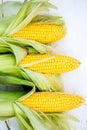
[19,54,80,74]
[20,92,84,112]
[12,24,66,43]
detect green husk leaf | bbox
[0,73,35,88]
[0,101,14,117]
[0,54,22,77]
[0,41,9,47]
[27,47,39,54]
[30,0,49,3]
[31,15,64,26]
[30,0,57,9]
[16,114,33,130]
[14,89,38,129]
[14,101,27,117]
[20,68,51,91]
[0,46,10,53]
[44,74,64,92]
[20,68,64,92]
[0,91,25,118]
[13,103,33,130]
[46,2,57,9]
[16,103,78,130]
[0,91,25,102]
[0,42,10,53]
[47,113,79,130]
[0,117,13,120]
[0,38,27,64]
[16,117,28,130]
[15,111,33,130]
[0,66,22,78]
[63,113,80,122]
[3,37,52,54]
[0,54,16,69]
[16,103,57,130]
[7,43,27,64]
[16,38,52,54]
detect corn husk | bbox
[1,37,52,54]
[21,68,63,92]
[31,15,64,26]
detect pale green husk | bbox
[0,72,35,88]
[1,37,52,55]
[20,68,64,92]
[14,103,79,130]
[0,67,64,92]
[31,15,65,26]
[0,54,19,77]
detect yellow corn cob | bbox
[20,92,84,112]
[19,54,80,74]
[12,24,66,43]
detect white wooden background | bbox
[0,0,87,130]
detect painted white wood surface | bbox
[0,0,87,130]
